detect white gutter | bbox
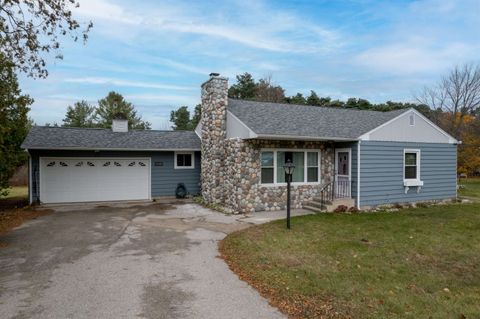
[253,134,358,142]
[24,147,201,152]
[357,141,361,209]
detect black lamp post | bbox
[283,159,295,229]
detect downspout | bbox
[28,151,32,205]
[357,141,361,209]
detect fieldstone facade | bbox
[200,74,335,213]
[200,75,228,205]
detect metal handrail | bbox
[319,179,351,207]
[319,181,335,206]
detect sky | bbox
[19,0,480,129]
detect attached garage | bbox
[39,158,150,203]
[22,120,201,204]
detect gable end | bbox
[359,109,458,144]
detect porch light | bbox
[283,159,295,229]
[283,159,295,176]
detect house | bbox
[22,73,458,212]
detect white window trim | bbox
[174,151,195,169]
[403,149,423,188]
[259,148,321,186]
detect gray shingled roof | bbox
[22,126,201,150]
[227,99,408,140]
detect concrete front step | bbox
[304,198,356,213]
[302,205,325,213]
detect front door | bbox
[335,149,351,198]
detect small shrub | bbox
[348,206,360,213]
[416,202,430,208]
[334,205,348,213]
[393,203,403,209]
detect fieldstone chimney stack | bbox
[200,73,228,204]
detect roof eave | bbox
[23,147,201,152]
[250,134,358,142]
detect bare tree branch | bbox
[0,0,93,78]
[414,63,480,138]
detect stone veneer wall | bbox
[199,74,335,213]
[223,139,335,213]
[200,75,228,204]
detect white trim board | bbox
[359,108,458,144]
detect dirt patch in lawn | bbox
[0,208,51,246]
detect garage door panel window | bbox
[175,152,194,169]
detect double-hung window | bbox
[404,149,420,181]
[261,152,274,184]
[260,150,320,184]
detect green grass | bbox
[0,186,28,199]
[222,205,480,318]
[458,178,480,201]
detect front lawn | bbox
[458,178,480,201]
[221,205,480,318]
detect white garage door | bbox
[40,158,150,203]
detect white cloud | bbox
[75,0,342,54]
[64,77,196,90]
[124,93,198,106]
[353,43,474,74]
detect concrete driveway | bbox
[0,201,303,319]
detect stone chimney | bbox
[112,113,128,132]
[200,73,228,204]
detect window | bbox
[261,152,274,184]
[175,152,194,169]
[307,152,319,182]
[260,150,321,184]
[277,151,304,183]
[404,150,420,180]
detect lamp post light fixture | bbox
[283,159,295,229]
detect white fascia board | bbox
[358,108,458,144]
[24,147,201,151]
[194,122,202,139]
[226,110,258,139]
[410,108,458,144]
[253,134,357,142]
[358,109,410,141]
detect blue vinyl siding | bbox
[358,141,457,207]
[29,150,201,203]
[150,151,201,197]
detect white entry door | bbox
[40,158,150,203]
[335,149,351,198]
